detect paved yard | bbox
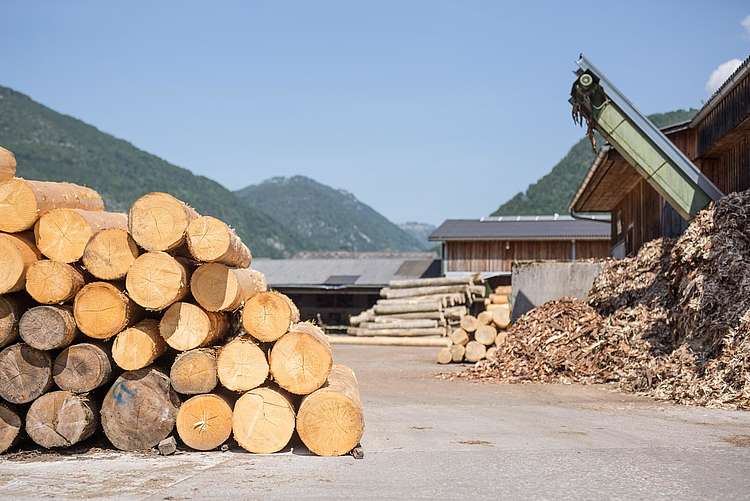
[2,344,750,500]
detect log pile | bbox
[347,276,486,337]
[0,148,364,456]
[436,286,512,364]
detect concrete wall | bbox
[510,261,605,320]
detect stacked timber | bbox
[0,147,364,457]
[436,286,512,364]
[347,276,486,337]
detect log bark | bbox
[352,327,446,337]
[359,319,437,330]
[0,232,40,294]
[169,348,218,394]
[436,347,453,364]
[19,305,78,350]
[449,328,469,346]
[25,260,85,304]
[241,291,299,342]
[26,391,98,448]
[112,319,167,371]
[176,393,233,451]
[82,228,140,280]
[53,342,113,393]
[191,264,266,312]
[186,216,252,268]
[232,386,296,454]
[0,343,53,403]
[477,310,493,325]
[388,276,475,288]
[381,284,469,299]
[128,192,199,251]
[160,302,228,351]
[0,178,104,233]
[74,282,144,340]
[460,315,479,333]
[0,147,16,182]
[216,336,269,391]
[465,341,486,362]
[101,367,180,451]
[35,209,127,263]
[0,402,22,454]
[373,301,441,315]
[492,307,511,329]
[269,322,332,395]
[474,324,497,346]
[450,344,466,362]
[126,252,191,310]
[0,295,22,349]
[297,364,364,457]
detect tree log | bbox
[82,228,140,280]
[19,305,78,350]
[492,307,511,329]
[388,276,475,288]
[186,216,252,267]
[126,252,191,310]
[0,178,104,233]
[474,324,497,346]
[0,232,40,294]
[450,344,466,362]
[170,348,218,394]
[74,282,144,340]
[359,319,437,330]
[128,192,199,251]
[449,328,469,346]
[35,209,127,263]
[0,147,16,182]
[465,341,486,362]
[269,322,332,395]
[53,342,113,393]
[373,311,445,321]
[460,315,479,333]
[0,295,22,349]
[216,336,269,392]
[477,310,493,325]
[112,319,167,371]
[494,331,508,348]
[373,301,441,315]
[176,393,233,451]
[486,346,499,361]
[232,386,296,454]
[160,302,228,351]
[297,364,364,457]
[26,391,98,448]
[436,347,452,364]
[241,291,299,343]
[489,293,509,305]
[495,286,512,295]
[353,327,446,337]
[101,367,180,451]
[0,343,53,403]
[381,284,469,299]
[25,260,85,304]
[0,402,22,454]
[191,264,266,312]
[336,334,449,347]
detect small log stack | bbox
[0,147,364,457]
[436,285,512,364]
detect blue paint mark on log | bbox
[113,381,136,405]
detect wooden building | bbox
[571,54,750,256]
[428,215,611,274]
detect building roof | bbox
[691,53,750,127]
[429,215,610,242]
[252,257,439,289]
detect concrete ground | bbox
[3,345,750,500]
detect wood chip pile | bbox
[452,188,750,410]
[0,147,364,456]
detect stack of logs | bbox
[436,286,512,363]
[347,276,486,337]
[0,146,364,457]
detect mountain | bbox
[0,85,305,258]
[235,176,425,253]
[398,222,437,250]
[492,109,699,216]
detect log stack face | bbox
[0,146,363,457]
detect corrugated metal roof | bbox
[429,216,610,241]
[692,53,750,126]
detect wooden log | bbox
[444,306,468,319]
[186,215,251,267]
[101,367,180,451]
[477,310,493,325]
[388,276,475,288]
[486,303,509,312]
[460,315,479,333]
[216,336,269,392]
[450,344,466,362]
[353,327,446,337]
[53,342,113,393]
[373,301,441,315]
[241,291,300,342]
[474,324,497,346]
[449,328,469,346]
[35,209,127,263]
[19,305,78,350]
[25,260,85,304]
[128,192,199,251]
[0,402,22,454]
[0,295,22,349]
[112,319,167,371]
[169,348,218,394]
[0,343,53,403]
[126,252,191,310]
[0,232,40,294]
[297,364,364,457]
[465,341,486,362]
[160,302,228,351]
[0,178,104,233]
[82,228,140,280]
[74,282,144,340]
[489,293,509,305]
[486,346,499,361]
[232,386,295,454]
[191,264,266,312]
[332,335,449,347]
[25,391,98,448]
[176,393,233,451]
[373,311,445,321]
[494,331,508,348]
[492,307,511,329]
[436,347,452,364]
[381,284,469,299]
[359,319,437,330]
[0,147,16,182]
[269,322,332,395]
[495,286,512,295]
[468,285,487,298]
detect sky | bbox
[2,1,749,225]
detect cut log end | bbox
[186,216,251,267]
[170,348,218,394]
[0,232,39,294]
[0,343,53,404]
[126,252,190,310]
[459,315,479,333]
[26,391,98,448]
[75,282,142,340]
[176,393,233,451]
[0,295,21,349]
[270,323,332,395]
[0,147,17,182]
[474,324,497,346]
[19,305,78,351]
[82,228,140,280]
[35,209,127,263]
[436,347,453,364]
[242,291,299,342]
[217,337,269,392]
[191,264,266,312]
[0,403,22,454]
[112,319,167,371]
[53,342,113,393]
[233,386,295,454]
[128,192,198,251]
[160,302,227,351]
[450,344,466,362]
[465,341,486,363]
[25,260,85,304]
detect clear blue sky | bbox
[3,1,749,225]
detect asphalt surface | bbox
[2,345,750,500]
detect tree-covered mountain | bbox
[398,222,437,250]
[0,85,306,258]
[492,109,699,216]
[235,176,425,253]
